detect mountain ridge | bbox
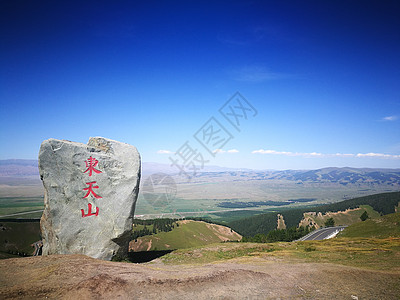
[1,159,399,175]
[1,159,400,187]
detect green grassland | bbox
[1,191,398,266]
[207,209,268,223]
[130,220,241,251]
[340,212,400,238]
[135,178,399,216]
[160,238,400,271]
[160,213,400,271]
[329,205,381,225]
[0,197,43,218]
[301,205,382,228]
[0,176,397,220]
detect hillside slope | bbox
[129,220,241,252]
[299,205,381,228]
[340,212,400,238]
[230,192,400,236]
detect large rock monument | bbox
[39,137,141,260]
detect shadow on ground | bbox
[127,250,173,263]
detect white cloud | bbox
[332,153,355,157]
[308,152,323,157]
[213,149,226,154]
[356,152,400,159]
[382,115,398,121]
[252,149,290,155]
[157,150,172,154]
[251,149,321,157]
[213,149,239,154]
[227,149,239,153]
[252,149,400,159]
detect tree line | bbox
[132,218,178,239]
[229,191,400,237]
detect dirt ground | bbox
[1,254,399,299]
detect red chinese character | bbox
[84,156,102,176]
[83,181,102,199]
[81,203,99,217]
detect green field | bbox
[0,171,398,221]
[130,220,241,251]
[299,204,382,228]
[0,197,44,218]
[330,205,381,225]
[340,212,400,238]
[160,212,400,270]
[134,176,400,217]
[160,237,400,271]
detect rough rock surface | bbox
[39,137,141,260]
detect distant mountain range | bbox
[0,159,39,177]
[260,167,400,186]
[0,160,399,186]
[0,160,251,177]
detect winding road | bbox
[298,226,347,241]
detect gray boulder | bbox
[39,137,141,260]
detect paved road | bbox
[298,226,347,241]
[0,210,44,218]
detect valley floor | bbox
[1,243,399,300]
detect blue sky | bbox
[1,0,399,170]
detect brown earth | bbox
[277,213,286,230]
[204,222,242,241]
[1,254,399,299]
[299,208,364,229]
